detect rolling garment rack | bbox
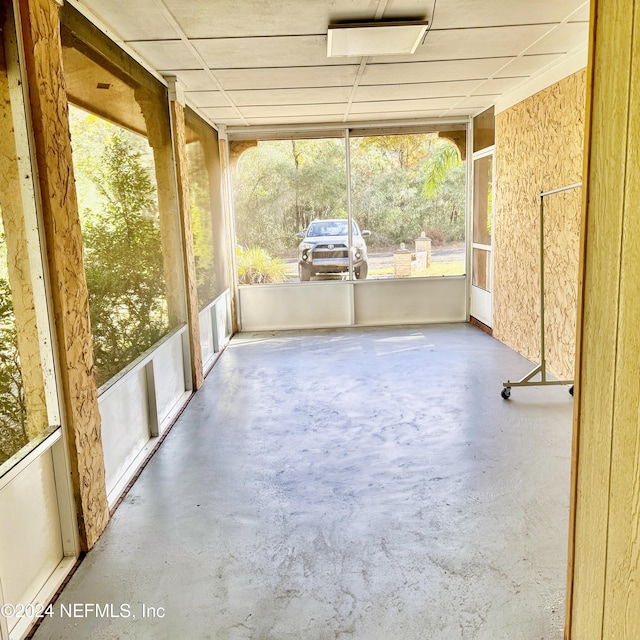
[501,181,582,400]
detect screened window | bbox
[1,11,58,470]
[233,138,347,284]
[473,106,495,153]
[350,133,465,279]
[232,131,465,284]
[184,107,225,309]
[0,217,29,466]
[62,11,186,387]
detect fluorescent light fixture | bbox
[327,20,429,57]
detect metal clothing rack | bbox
[501,181,582,400]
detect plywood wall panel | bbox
[567,1,640,638]
[494,70,586,380]
[19,0,109,550]
[171,99,203,389]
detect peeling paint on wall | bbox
[494,70,586,380]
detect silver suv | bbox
[297,219,370,281]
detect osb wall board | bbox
[494,70,586,380]
[20,0,110,549]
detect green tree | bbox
[70,109,170,386]
[233,133,466,257]
[0,277,26,465]
[186,141,218,308]
[233,139,346,254]
[423,139,462,198]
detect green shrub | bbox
[237,246,288,284]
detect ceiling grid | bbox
[71,0,591,130]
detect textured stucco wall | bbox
[493,70,586,379]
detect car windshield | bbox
[306,220,358,237]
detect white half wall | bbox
[238,277,467,332]
[0,445,63,636]
[99,327,191,506]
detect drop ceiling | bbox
[68,0,590,131]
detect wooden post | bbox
[566,0,640,638]
[217,131,238,334]
[135,86,187,330]
[166,78,203,389]
[202,130,229,299]
[18,0,109,550]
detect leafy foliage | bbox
[0,276,27,465]
[233,133,466,257]
[233,139,347,255]
[70,108,170,387]
[237,246,288,284]
[186,141,218,308]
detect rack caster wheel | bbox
[501,387,511,400]
[569,385,574,396]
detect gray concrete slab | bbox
[33,324,572,640]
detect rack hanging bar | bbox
[501,181,582,400]
[540,181,582,198]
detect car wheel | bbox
[299,263,312,282]
[355,262,368,280]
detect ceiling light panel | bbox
[327,21,429,57]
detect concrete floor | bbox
[33,324,572,640]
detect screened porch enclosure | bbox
[231,123,472,331]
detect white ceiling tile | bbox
[356,80,480,101]
[494,54,558,78]
[350,97,460,114]
[444,108,479,117]
[79,0,177,40]
[429,0,588,29]
[245,115,348,125]
[362,58,513,85]
[450,96,499,110]
[347,109,447,121]
[240,104,346,118]
[75,0,590,126]
[210,66,360,90]
[165,0,375,39]
[468,77,530,95]
[213,118,247,126]
[127,41,200,71]
[186,91,230,108]
[168,70,212,91]
[525,22,590,56]
[372,24,556,64]
[569,3,591,22]
[193,36,346,69]
[228,87,351,106]
[200,107,247,120]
